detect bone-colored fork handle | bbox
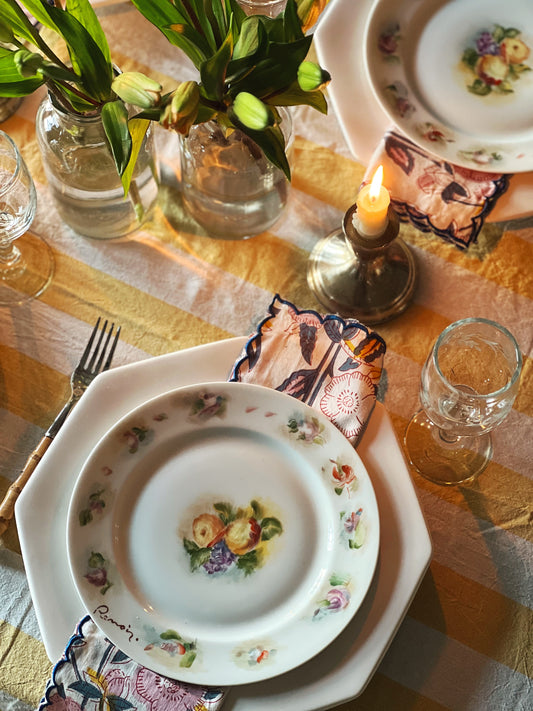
[0,435,53,537]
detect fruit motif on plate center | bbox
[182,499,283,577]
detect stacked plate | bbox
[17,337,431,710]
[315,0,533,220]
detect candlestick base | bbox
[307,205,417,325]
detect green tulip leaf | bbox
[266,80,328,113]
[0,0,43,47]
[200,29,233,101]
[101,100,131,178]
[45,5,112,100]
[65,0,111,65]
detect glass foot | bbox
[0,233,55,306]
[404,410,492,485]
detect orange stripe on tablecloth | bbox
[0,344,68,430]
[389,412,533,544]
[331,671,449,711]
[0,620,52,707]
[409,561,532,677]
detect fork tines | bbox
[82,317,121,374]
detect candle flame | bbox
[369,165,383,200]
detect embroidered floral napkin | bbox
[38,295,385,711]
[365,129,510,250]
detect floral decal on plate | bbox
[84,551,113,594]
[378,22,401,62]
[458,147,503,167]
[189,391,227,421]
[341,508,366,549]
[313,574,351,620]
[325,457,358,497]
[144,629,198,668]
[286,413,326,444]
[233,643,277,669]
[78,487,108,526]
[122,424,154,454]
[384,80,415,119]
[462,25,531,96]
[416,121,455,146]
[183,500,283,577]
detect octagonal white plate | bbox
[314,0,533,223]
[364,0,533,173]
[67,381,380,685]
[17,336,432,710]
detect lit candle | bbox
[354,165,390,238]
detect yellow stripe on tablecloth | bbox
[147,205,321,311]
[410,561,532,678]
[36,246,232,355]
[292,136,365,211]
[0,620,52,707]
[389,413,533,544]
[405,226,533,300]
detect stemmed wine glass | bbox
[404,318,522,485]
[0,130,54,306]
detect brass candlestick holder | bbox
[307,203,417,324]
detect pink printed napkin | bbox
[365,129,510,250]
[38,295,386,711]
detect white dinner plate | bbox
[315,0,533,222]
[364,0,533,173]
[67,381,380,686]
[16,337,432,710]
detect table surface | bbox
[1,2,532,711]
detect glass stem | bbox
[438,429,460,444]
[0,239,21,270]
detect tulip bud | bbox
[297,61,331,92]
[14,49,43,78]
[231,92,273,131]
[112,72,162,109]
[160,81,200,134]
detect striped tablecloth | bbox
[1,2,532,710]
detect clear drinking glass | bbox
[404,318,522,485]
[0,130,54,306]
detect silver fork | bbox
[0,317,121,536]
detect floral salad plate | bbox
[363,0,533,173]
[66,381,380,686]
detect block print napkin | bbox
[230,295,386,446]
[365,129,510,250]
[38,295,386,711]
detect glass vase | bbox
[179,109,292,240]
[35,94,159,240]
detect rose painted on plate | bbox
[286,414,326,445]
[183,499,283,577]
[313,574,351,620]
[84,551,112,594]
[325,457,358,497]
[78,487,108,526]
